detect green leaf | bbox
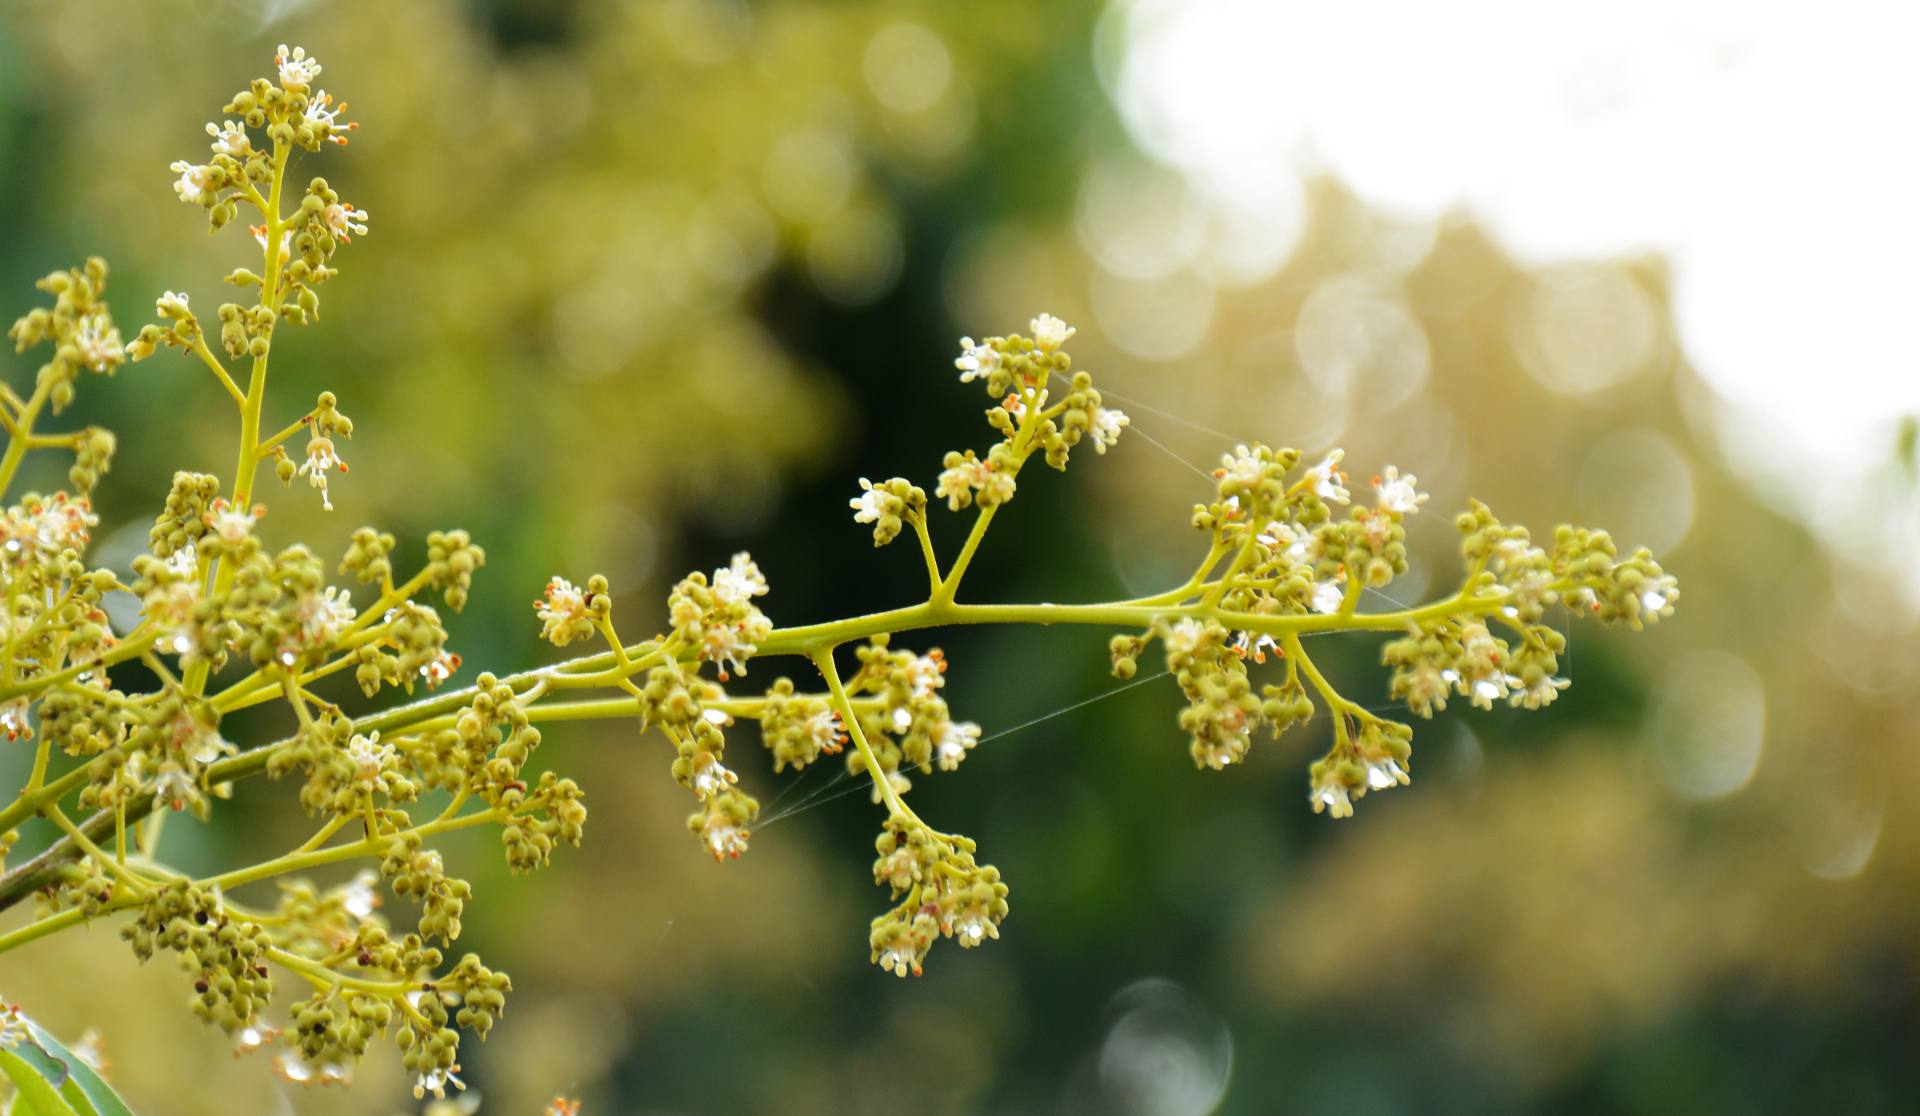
[21,1021,132,1116]
[0,1046,79,1116]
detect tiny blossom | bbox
[1259,520,1313,563]
[0,698,31,741]
[891,706,913,732]
[297,436,347,510]
[1310,769,1354,819]
[1373,466,1428,515]
[934,457,993,510]
[1509,674,1570,710]
[701,624,757,679]
[344,731,396,787]
[205,119,251,157]
[171,160,217,204]
[536,577,591,645]
[73,312,123,373]
[235,1023,281,1056]
[296,586,357,647]
[699,811,750,861]
[205,498,264,545]
[908,649,946,695]
[302,91,357,144]
[689,752,738,800]
[420,650,460,688]
[805,709,845,754]
[153,764,197,812]
[322,200,369,242]
[1310,578,1345,615]
[1466,670,1514,711]
[1214,447,1264,487]
[1362,752,1410,790]
[340,870,380,920]
[931,718,980,771]
[1088,406,1129,453]
[1029,313,1075,353]
[1304,449,1350,505]
[1162,618,1206,659]
[1230,630,1279,663]
[954,337,999,382]
[413,1065,465,1101]
[157,290,191,317]
[275,44,322,91]
[711,552,768,604]
[849,477,887,525]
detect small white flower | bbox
[205,499,263,545]
[689,752,738,800]
[412,1065,465,1101]
[419,650,460,689]
[1214,446,1264,488]
[275,44,322,91]
[73,312,123,373]
[205,119,251,157]
[1363,754,1410,790]
[322,200,369,242]
[710,552,768,604]
[1310,770,1354,819]
[344,731,395,787]
[1373,466,1427,515]
[339,870,380,920]
[1259,520,1314,564]
[301,90,356,145]
[535,577,591,646]
[297,436,347,511]
[907,650,946,695]
[1088,406,1129,453]
[1310,578,1345,615]
[1304,449,1350,505]
[849,477,887,525]
[156,290,191,318]
[1161,618,1206,659]
[804,709,845,754]
[1467,670,1514,711]
[700,813,750,861]
[954,337,999,382]
[1508,674,1570,710]
[170,160,217,204]
[1230,630,1279,663]
[932,719,980,771]
[700,624,758,678]
[1029,313,1076,353]
[0,697,31,742]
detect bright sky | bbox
[1104,0,1920,499]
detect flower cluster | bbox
[869,817,1009,978]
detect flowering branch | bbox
[0,43,1678,1105]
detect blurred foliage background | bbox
[2,1,1917,1113]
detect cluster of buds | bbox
[5,258,125,410]
[121,880,275,1034]
[869,817,1009,977]
[849,476,927,547]
[665,553,772,679]
[845,636,981,795]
